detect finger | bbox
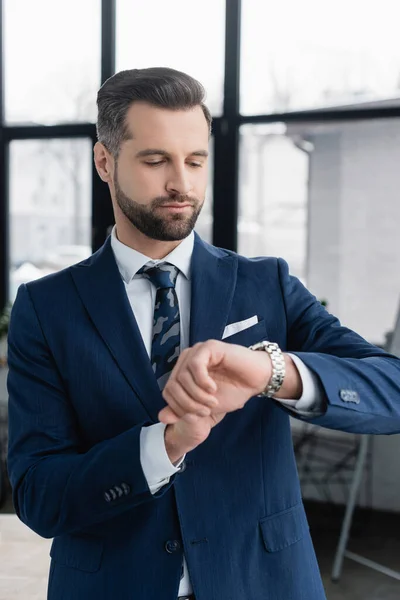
[163,380,212,417]
[159,405,180,425]
[176,368,218,408]
[186,352,218,394]
[182,412,202,424]
[168,343,208,388]
[162,386,188,418]
[169,343,217,398]
[167,347,192,382]
[187,357,218,395]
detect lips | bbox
[160,204,192,208]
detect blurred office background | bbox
[0,0,400,598]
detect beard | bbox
[114,171,204,242]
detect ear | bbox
[93,141,114,183]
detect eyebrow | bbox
[135,149,209,159]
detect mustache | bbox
[152,195,198,208]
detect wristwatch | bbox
[248,341,286,397]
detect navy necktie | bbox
[138,262,181,389]
[138,262,185,582]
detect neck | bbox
[115,219,183,260]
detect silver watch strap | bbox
[248,341,286,397]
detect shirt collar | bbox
[110,225,194,284]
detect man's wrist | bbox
[273,354,303,399]
[250,341,286,397]
[164,424,187,465]
[252,351,302,400]
[253,350,273,395]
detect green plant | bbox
[0,304,12,338]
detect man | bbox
[7,67,400,600]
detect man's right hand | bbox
[164,411,226,464]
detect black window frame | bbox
[2,0,400,312]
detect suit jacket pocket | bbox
[259,503,309,553]
[50,534,103,572]
[222,318,267,347]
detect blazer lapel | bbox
[190,233,238,345]
[70,233,238,423]
[70,236,164,422]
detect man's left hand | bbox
[158,340,272,425]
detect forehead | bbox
[124,102,209,151]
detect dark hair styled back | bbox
[96,67,212,156]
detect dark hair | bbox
[96,67,212,156]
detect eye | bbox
[144,161,164,166]
[188,162,203,168]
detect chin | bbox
[157,229,192,242]
[155,222,194,242]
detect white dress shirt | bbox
[110,225,324,596]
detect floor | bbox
[0,512,51,599]
[0,496,399,599]
[316,530,400,600]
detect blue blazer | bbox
[7,233,400,600]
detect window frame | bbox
[1,0,400,311]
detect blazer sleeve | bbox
[277,258,400,434]
[7,284,176,539]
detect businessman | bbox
[7,67,400,600]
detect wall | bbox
[294,118,400,512]
[306,118,400,345]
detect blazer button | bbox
[339,389,360,404]
[104,491,112,502]
[114,485,123,497]
[165,540,181,553]
[109,488,117,500]
[121,482,131,495]
[178,460,187,473]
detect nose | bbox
[165,164,193,196]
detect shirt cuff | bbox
[275,353,327,417]
[140,423,186,495]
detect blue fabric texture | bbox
[6,232,400,600]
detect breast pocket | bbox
[222,318,268,348]
[259,503,309,553]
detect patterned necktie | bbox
[138,262,185,583]
[137,262,181,389]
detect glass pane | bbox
[116,0,225,116]
[4,0,101,124]
[238,123,308,279]
[194,138,214,244]
[9,139,92,302]
[238,120,400,346]
[241,0,400,115]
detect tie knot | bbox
[138,262,179,289]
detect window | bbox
[116,0,225,116]
[4,0,101,124]
[194,138,214,244]
[241,0,400,115]
[239,119,400,346]
[9,139,92,300]
[238,123,308,280]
